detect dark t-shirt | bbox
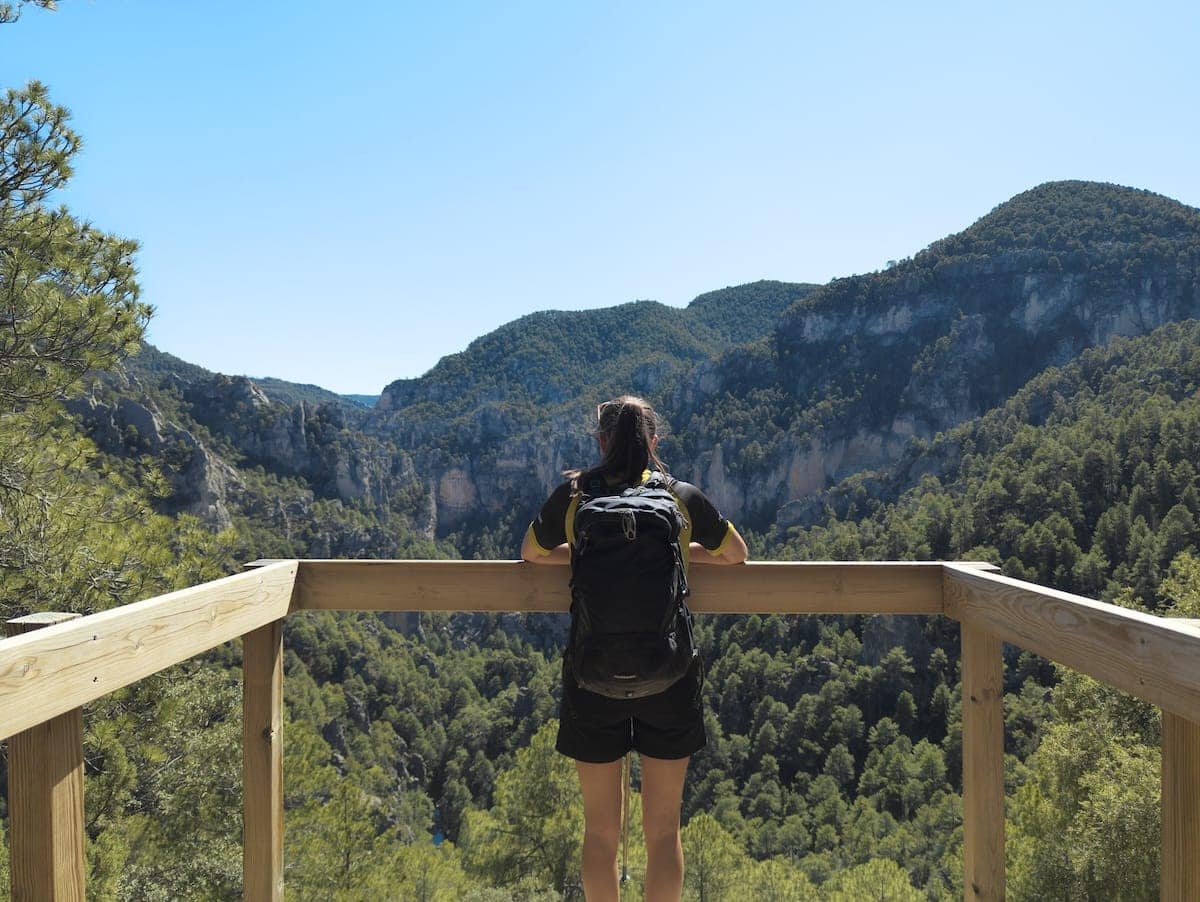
[526,472,734,561]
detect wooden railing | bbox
[1,560,1198,900]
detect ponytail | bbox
[568,395,668,492]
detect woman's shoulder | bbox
[663,476,727,524]
[542,480,574,506]
[664,476,705,500]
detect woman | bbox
[521,395,748,902]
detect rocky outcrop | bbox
[169,374,426,513]
[66,393,244,528]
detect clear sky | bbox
[3,1,1198,394]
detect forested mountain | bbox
[669,181,1200,529]
[5,77,1200,900]
[377,280,813,421]
[65,280,818,563]
[772,319,1200,605]
[75,183,1200,562]
[367,281,815,542]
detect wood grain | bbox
[960,622,1005,902]
[243,620,284,902]
[6,614,86,902]
[944,563,1200,723]
[0,562,297,740]
[292,560,945,614]
[1162,711,1200,901]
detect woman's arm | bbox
[521,529,571,564]
[521,483,572,564]
[690,525,749,565]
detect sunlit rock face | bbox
[66,392,244,528]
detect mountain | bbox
[73,183,1200,554]
[68,281,813,555]
[127,345,367,411]
[377,279,814,419]
[666,181,1200,529]
[69,344,447,564]
[776,317,1200,602]
[365,280,816,536]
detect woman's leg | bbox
[576,758,625,901]
[640,755,689,902]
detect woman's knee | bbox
[642,820,681,849]
[583,825,620,857]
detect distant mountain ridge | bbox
[375,280,814,416]
[365,281,816,534]
[128,345,368,411]
[77,280,812,552]
[76,181,1200,555]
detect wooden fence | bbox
[1,559,1198,900]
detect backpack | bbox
[567,472,696,699]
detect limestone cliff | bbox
[66,390,245,528]
[75,348,433,556]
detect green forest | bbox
[3,72,1200,902]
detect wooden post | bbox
[4,613,86,902]
[961,622,1005,901]
[242,619,284,901]
[1162,711,1200,900]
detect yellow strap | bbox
[620,751,631,884]
[665,483,693,571]
[564,494,581,548]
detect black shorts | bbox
[555,657,706,763]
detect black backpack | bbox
[567,472,696,699]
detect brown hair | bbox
[568,395,669,492]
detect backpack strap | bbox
[565,492,581,548]
[656,474,694,569]
[647,471,688,493]
[564,475,608,548]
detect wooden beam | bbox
[0,562,298,740]
[960,621,1005,902]
[943,563,1200,723]
[5,614,86,902]
[291,560,945,615]
[957,561,1003,573]
[243,620,284,902]
[1163,711,1200,901]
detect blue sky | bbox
[3,1,1198,394]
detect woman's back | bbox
[521,394,746,901]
